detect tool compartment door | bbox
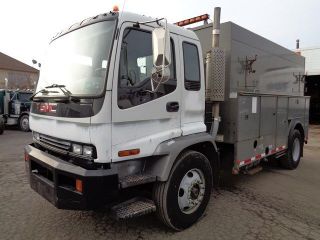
[276,97,289,148]
[260,96,277,148]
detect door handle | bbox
[166,102,179,112]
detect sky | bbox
[0,0,319,68]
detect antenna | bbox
[118,0,127,21]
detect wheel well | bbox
[185,141,220,187]
[19,113,29,120]
[294,123,305,142]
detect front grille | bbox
[34,133,93,161]
[39,134,71,151]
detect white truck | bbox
[25,7,309,230]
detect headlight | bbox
[33,132,40,141]
[83,146,93,157]
[72,144,83,155]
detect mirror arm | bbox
[134,18,165,28]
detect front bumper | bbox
[25,144,119,210]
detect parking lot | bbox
[0,126,320,240]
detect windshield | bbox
[36,20,116,97]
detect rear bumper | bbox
[25,144,119,210]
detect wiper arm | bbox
[45,84,72,97]
[45,84,81,102]
[29,89,59,100]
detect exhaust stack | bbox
[205,7,225,138]
[212,7,221,48]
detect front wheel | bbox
[280,129,303,169]
[153,150,213,231]
[19,115,30,132]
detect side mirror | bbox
[151,26,171,91]
[152,27,171,67]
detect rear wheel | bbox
[280,129,303,169]
[153,150,213,231]
[19,115,30,132]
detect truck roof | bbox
[52,11,199,42]
[118,12,199,40]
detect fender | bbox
[145,132,218,181]
[288,119,305,140]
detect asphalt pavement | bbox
[0,126,320,240]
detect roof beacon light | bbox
[113,5,119,12]
[175,14,209,27]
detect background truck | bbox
[24,7,309,231]
[0,89,32,132]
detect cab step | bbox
[246,165,263,175]
[111,197,156,220]
[119,174,156,189]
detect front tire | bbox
[153,150,213,231]
[19,115,30,132]
[280,129,303,169]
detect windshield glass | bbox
[36,20,116,97]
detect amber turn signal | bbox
[76,179,83,193]
[118,149,140,157]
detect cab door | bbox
[111,23,182,162]
[179,38,206,136]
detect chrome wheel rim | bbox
[292,138,301,162]
[178,168,205,214]
[21,118,29,130]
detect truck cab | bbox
[26,11,217,230]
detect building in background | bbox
[0,52,39,90]
[298,47,320,123]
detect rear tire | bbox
[153,150,213,231]
[280,129,303,169]
[19,115,30,132]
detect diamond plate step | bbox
[119,174,156,189]
[111,197,156,220]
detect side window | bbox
[118,28,176,109]
[183,42,200,91]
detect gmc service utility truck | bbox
[25,7,309,230]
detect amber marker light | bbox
[76,179,83,193]
[118,149,140,157]
[113,5,119,12]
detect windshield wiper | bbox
[45,84,80,102]
[45,84,71,97]
[29,89,59,100]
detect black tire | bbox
[19,115,30,132]
[280,129,303,169]
[153,150,213,231]
[0,117,4,135]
